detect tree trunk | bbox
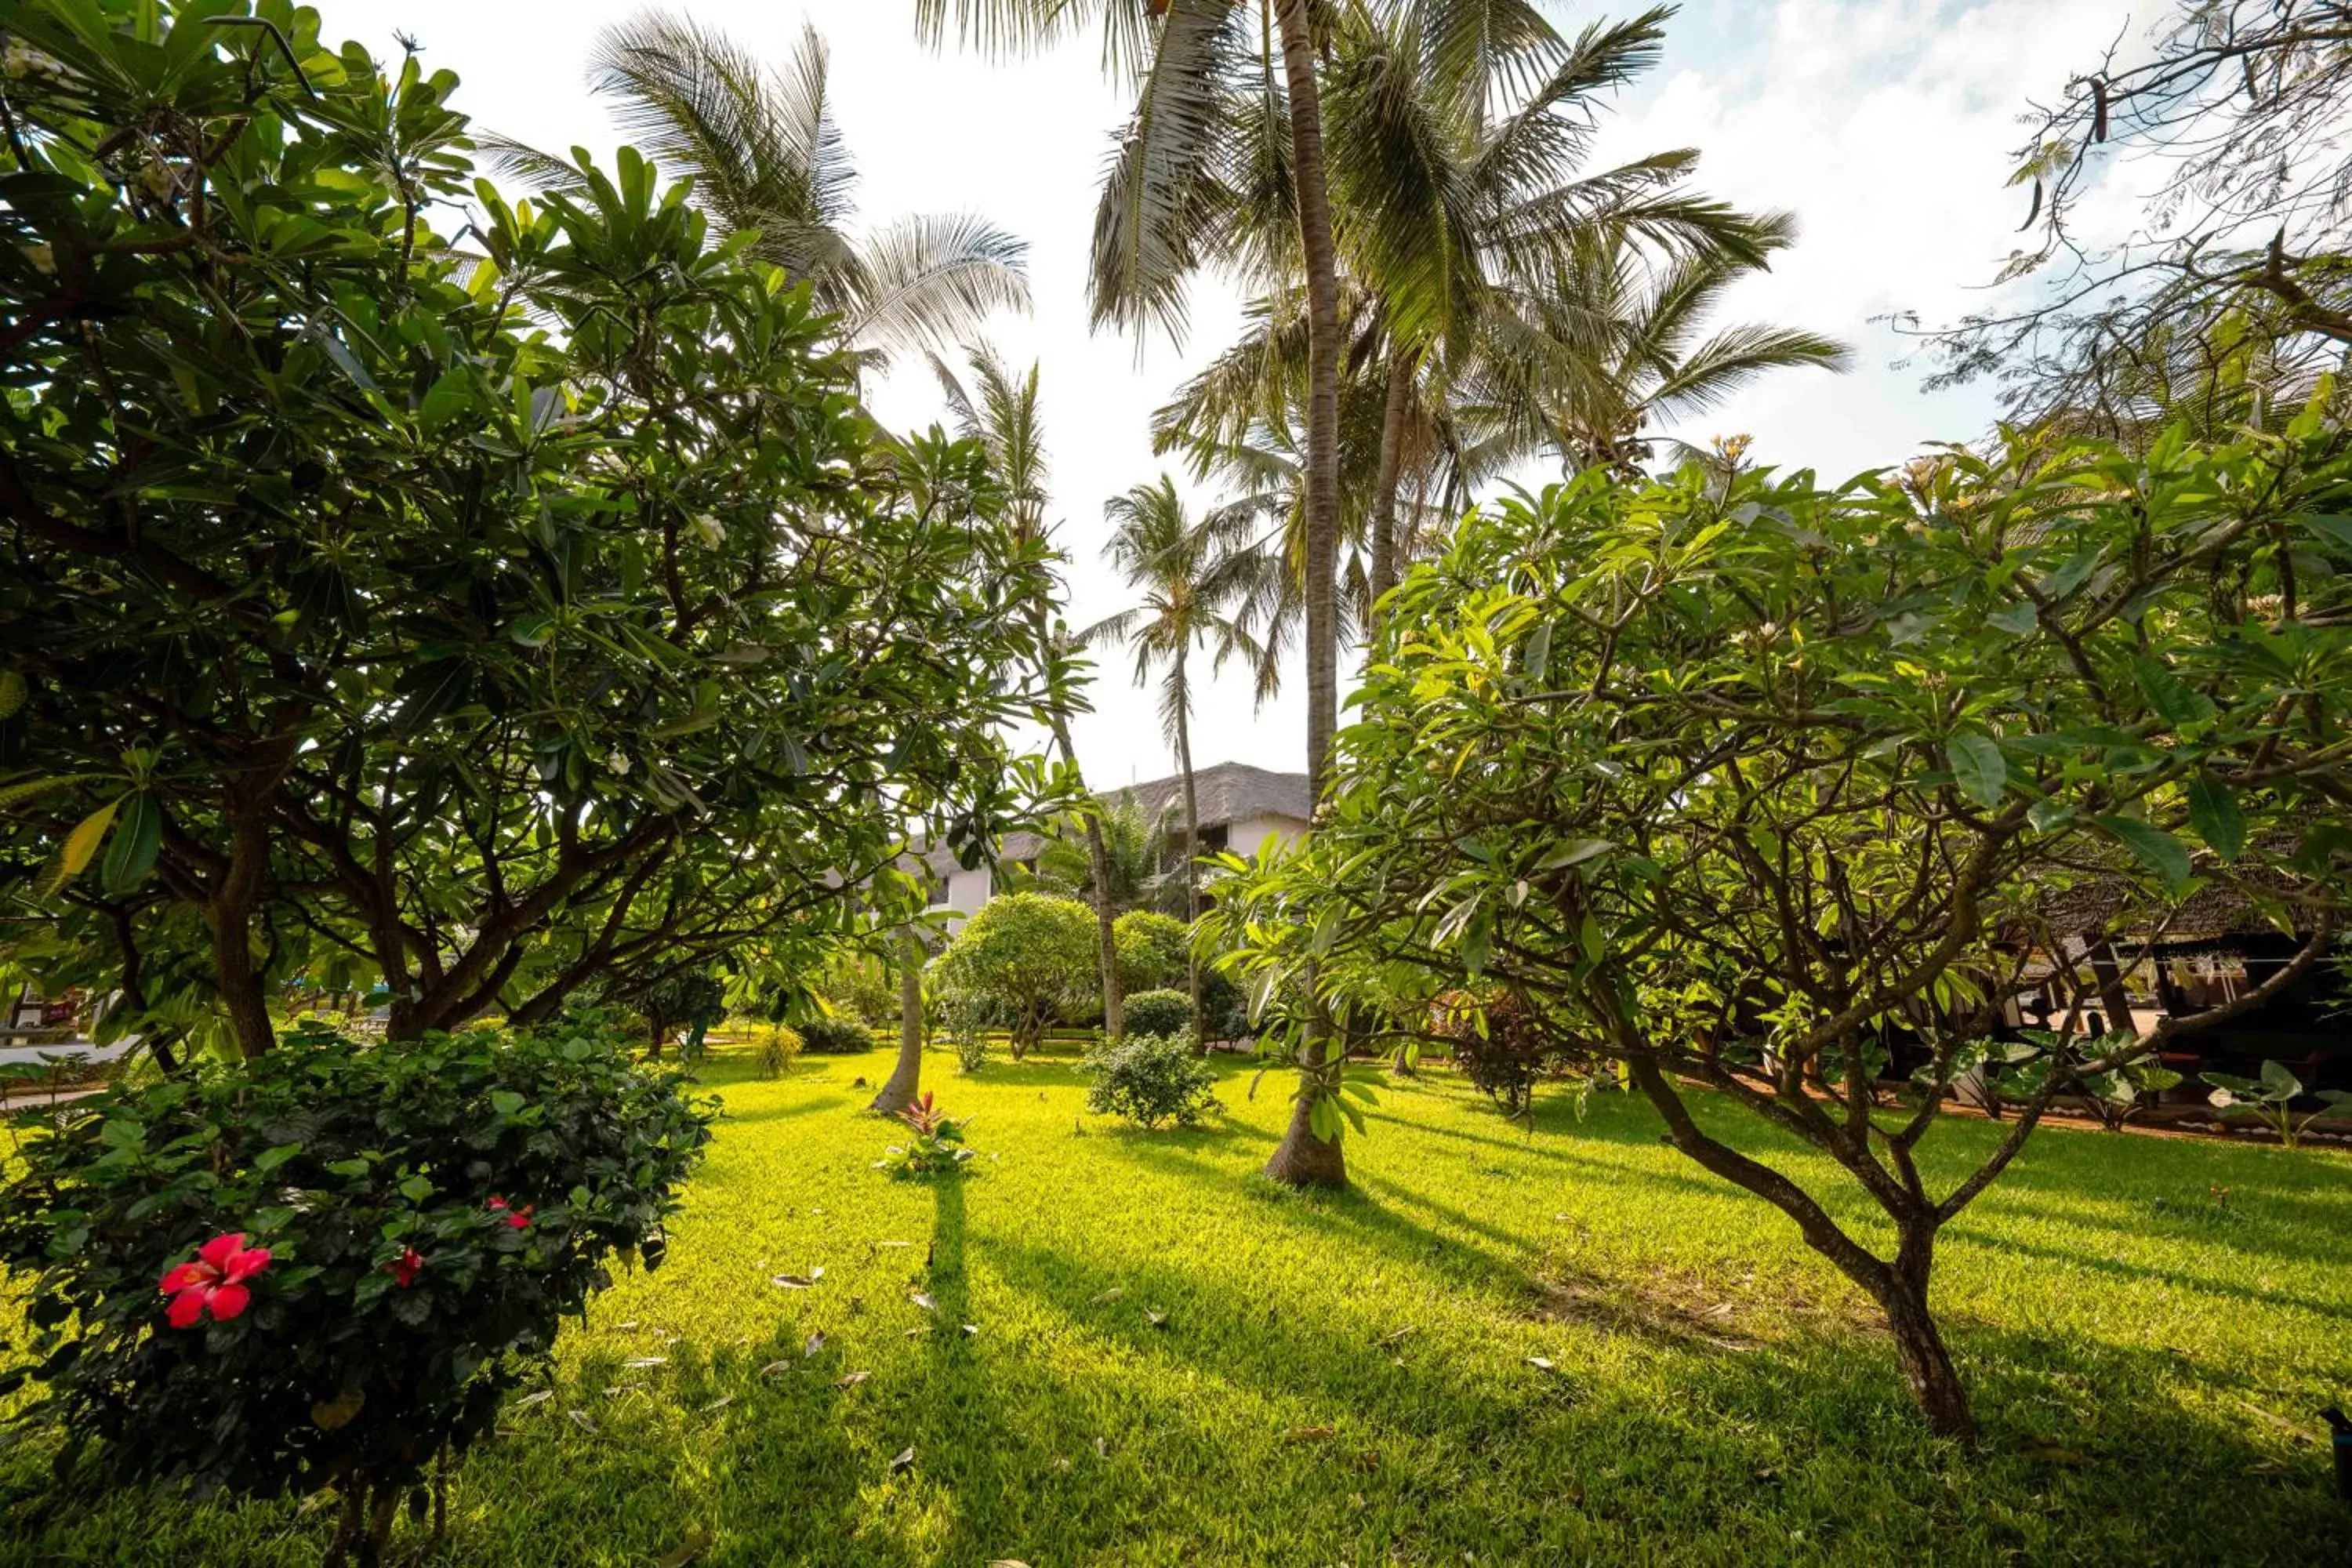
[210,797,276,1059]
[1367,343,1414,633]
[1875,1233,1976,1440]
[1175,659,1204,1046]
[871,929,927,1115]
[1035,606,1122,1043]
[1264,0,1348,1193]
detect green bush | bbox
[0,1019,710,1554]
[1121,989,1195,1040]
[798,1016,874,1055]
[1113,910,1190,994]
[755,1024,803,1079]
[1084,1032,1220,1129]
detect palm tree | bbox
[930,347,1130,1043]
[1079,478,1271,1040]
[913,0,1350,1185]
[485,12,1029,363]
[1475,225,1849,476]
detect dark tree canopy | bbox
[0,0,1062,1061]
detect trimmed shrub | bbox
[0,1019,710,1558]
[798,1015,874,1055]
[1121,989,1195,1040]
[932,893,1097,1058]
[1084,1031,1220,1129]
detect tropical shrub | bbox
[1121,989,1195,1040]
[1209,426,2352,1438]
[933,893,1096,1058]
[0,0,1060,1064]
[0,1019,710,1563]
[754,1024,803,1079]
[1084,1032,1221,1129]
[1113,911,1191,994]
[1198,965,1252,1043]
[1432,990,1597,1116]
[797,1016,875,1056]
[875,1092,974,1176]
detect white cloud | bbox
[318,0,2166,789]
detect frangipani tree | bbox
[1208,420,2352,1437]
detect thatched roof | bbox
[913,762,1311,881]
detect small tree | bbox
[932,893,1096,1059]
[1114,911,1192,995]
[1212,425,2352,1439]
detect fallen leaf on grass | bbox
[836,1371,870,1388]
[1526,1357,1556,1372]
[804,1331,826,1358]
[1282,1425,1335,1443]
[873,1240,913,1250]
[510,1391,554,1412]
[1374,1325,1414,1348]
[1145,1308,1168,1330]
[772,1275,816,1290]
[654,1528,712,1568]
[988,1561,1033,1567]
[700,1396,734,1414]
[909,1290,937,1312]
[902,1327,929,1338]
[888,1446,916,1475]
[566,1410,597,1435]
[1091,1287,1126,1305]
[757,1360,792,1378]
[624,1356,668,1369]
[961,1323,979,1338]
[615,1321,641,1331]
[2022,1439,2096,1469]
[604,1383,646,1397]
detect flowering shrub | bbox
[876,1091,975,1176]
[0,1018,710,1558]
[1084,1032,1221,1130]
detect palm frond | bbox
[844,213,1032,356]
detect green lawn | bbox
[8,1044,2352,1566]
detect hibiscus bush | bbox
[0,1018,711,1559]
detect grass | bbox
[6,1042,2352,1566]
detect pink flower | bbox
[158,1233,271,1328]
[487,1196,534,1230]
[385,1247,424,1288]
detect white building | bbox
[917,761,1312,929]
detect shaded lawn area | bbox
[6,1045,2351,1566]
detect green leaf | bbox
[2095,815,2192,890]
[1985,601,2039,635]
[254,1142,303,1174]
[0,669,24,717]
[1944,731,2006,810]
[100,791,161,895]
[2027,798,2076,833]
[489,1090,526,1116]
[2297,514,2352,554]
[1522,620,1553,683]
[1536,838,1615,872]
[2183,773,2244,862]
[2132,657,2215,728]
[46,797,120,895]
[397,1174,434,1203]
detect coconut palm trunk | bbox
[1368,343,1415,626]
[1172,655,1207,1047]
[1055,704,1125,1042]
[1262,0,1349,1192]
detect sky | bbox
[322,0,2167,790]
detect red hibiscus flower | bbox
[487,1196,534,1230]
[158,1232,272,1328]
[385,1247,425,1288]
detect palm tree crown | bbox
[487,11,1030,363]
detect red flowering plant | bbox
[0,1018,710,1556]
[875,1091,975,1177]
